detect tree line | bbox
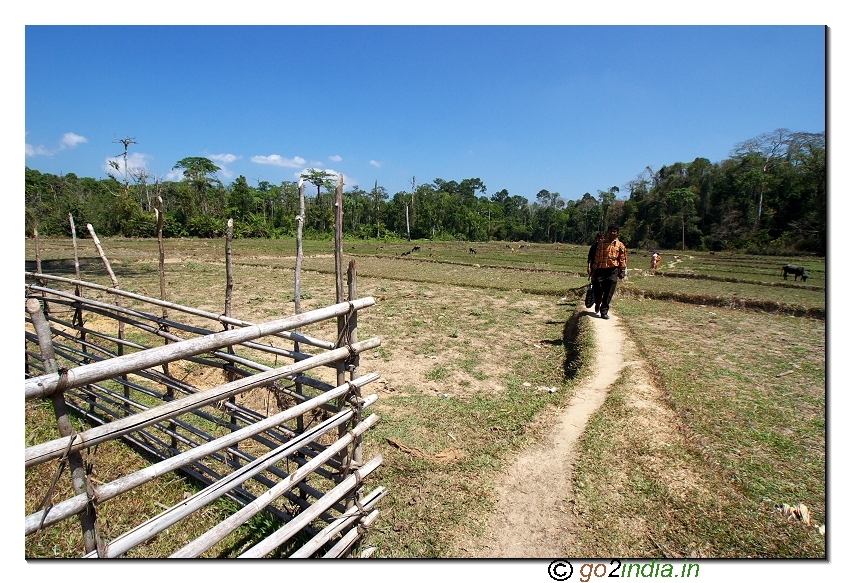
[25,128,825,254]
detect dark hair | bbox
[608,224,620,231]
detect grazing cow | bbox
[469,247,477,254]
[782,264,809,282]
[412,245,421,252]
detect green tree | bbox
[172,157,221,215]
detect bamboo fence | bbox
[24,205,384,558]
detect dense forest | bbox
[25,128,825,254]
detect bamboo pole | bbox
[25,377,379,535]
[69,213,82,298]
[294,180,306,435]
[155,197,167,319]
[25,296,376,400]
[333,175,348,472]
[224,218,238,435]
[343,259,363,521]
[238,454,382,558]
[295,180,305,317]
[33,225,47,308]
[91,410,379,559]
[334,173,345,304]
[35,296,315,375]
[290,486,386,558]
[224,218,234,324]
[27,225,43,378]
[155,197,170,369]
[27,273,336,351]
[25,336,381,467]
[26,297,100,554]
[169,414,380,559]
[154,200,176,449]
[322,509,380,558]
[29,291,338,398]
[86,223,128,408]
[34,226,42,275]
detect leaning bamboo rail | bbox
[25,296,375,400]
[27,187,385,557]
[238,455,383,558]
[170,412,379,558]
[27,272,336,351]
[86,412,380,558]
[26,283,384,557]
[26,376,379,535]
[26,335,379,467]
[290,486,386,558]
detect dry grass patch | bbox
[570,297,825,558]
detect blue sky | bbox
[24,24,826,201]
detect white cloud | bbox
[209,153,240,165]
[329,155,342,162]
[60,132,87,149]
[208,153,240,180]
[251,154,306,167]
[26,131,87,157]
[369,160,381,168]
[25,143,51,157]
[164,169,185,181]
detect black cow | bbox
[469,247,477,254]
[782,264,809,282]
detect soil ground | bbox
[455,304,650,557]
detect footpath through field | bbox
[456,304,637,557]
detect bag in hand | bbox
[584,284,595,308]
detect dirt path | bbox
[456,304,636,557]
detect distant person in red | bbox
[591,225,628,320]
[651,251,661,269]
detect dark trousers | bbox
[593,267,620,316]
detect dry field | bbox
[24,236,825,558]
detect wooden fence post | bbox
[27,297,101,556]
[87,224,128,410]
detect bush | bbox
[187,215,226,238]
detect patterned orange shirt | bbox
[593,237,628,271]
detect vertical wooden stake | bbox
[224,219,238,443]
[27,297,101,555]
[294,181,306,434]
[86,224,128,409]
[333,175,350,481]
[156,200,177,450]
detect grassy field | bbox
[24,236,825,558]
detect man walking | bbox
[591,225,628,320]
[586,232,604,311]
